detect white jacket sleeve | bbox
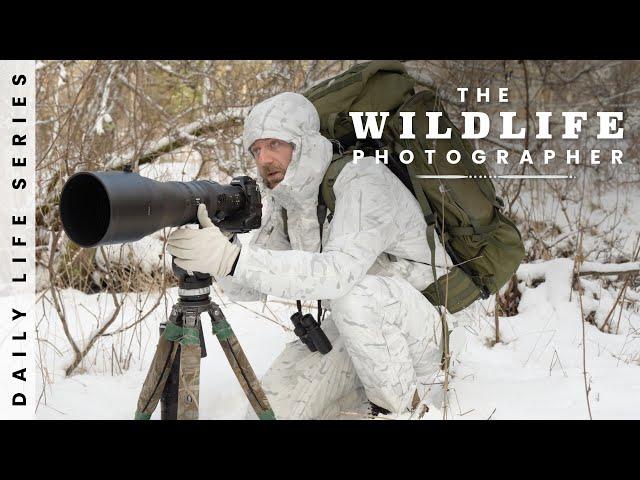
[233,161,401,300]
[217,204,291,302]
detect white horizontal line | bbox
[415,175,468,179]
[415,174,576,180]
[497,175,575,179]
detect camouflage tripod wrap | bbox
[209,305,275,420]
[135,299,275,420]
[134,302,201,420]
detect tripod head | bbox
[171,257,212,301]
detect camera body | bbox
[223,176,262,233]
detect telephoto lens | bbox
[59,170,261,248]
[300,313,333,354]
[290,311,317,352]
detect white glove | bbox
[167,204,240,279]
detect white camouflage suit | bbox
[218,92,445,418]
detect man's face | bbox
[249,138,294,189]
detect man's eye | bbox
[251,147,260,157]
[270,140,281,149]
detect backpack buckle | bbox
[330,139,344,155]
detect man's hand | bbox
[167,204,240,279]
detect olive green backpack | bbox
[303,60,525,314]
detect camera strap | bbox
[293,198,327,325]
[316,199,326,324]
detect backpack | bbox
[303,60,525,314]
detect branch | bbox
[65,246,123,376]
[577,261,640,277]
[47,230,81,360]
[104,106,251,170]
[518,260,640,284]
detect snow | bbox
[36,285,293,419]
[94,112,112,136]
[580,261,640,274]
[515,180,640,262]
[36,255,640,420]
[445,259,640,419]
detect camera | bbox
[59,169,262,248]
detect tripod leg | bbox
[208,305,276,420]
[160,344,180,420]
[176,309,202,420]
[162,321,207,420]
[176,343,201,420]
[135,311,181,420]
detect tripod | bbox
[135,260,275,420]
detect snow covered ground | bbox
[35,255,640,420]
[36,281,292,420]
[445,259,640,420]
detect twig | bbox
[65,247,124,376]
[601,274,632,332]
[229,300,292,331]
[439,183,451,420]
[575,228,593,420]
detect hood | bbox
[243,92,333,252]
[243,92,333,211]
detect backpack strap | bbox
[319,153,352,218]
[289,156,351,331]
[280,207,290,241]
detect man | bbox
[167,92,444,419]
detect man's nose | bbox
[257,149,275,166]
